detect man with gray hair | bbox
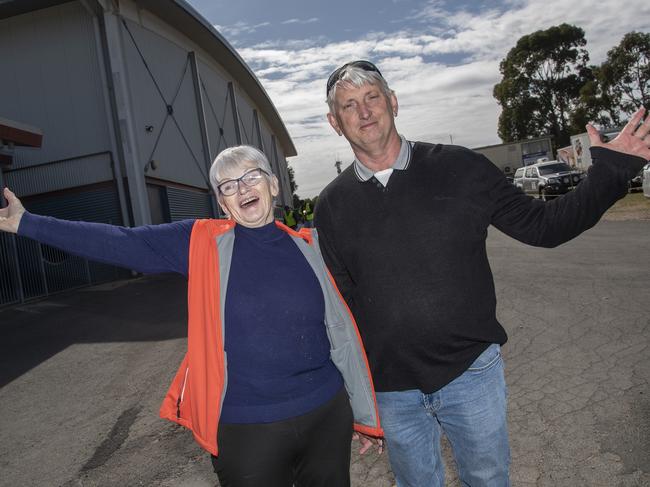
[314,60,650,486]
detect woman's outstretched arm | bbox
[1,188,192,276]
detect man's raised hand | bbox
[587,107,650,161]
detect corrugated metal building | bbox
[0,0,297,306]
[473,136,553,176]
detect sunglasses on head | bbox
[326,60,382,96]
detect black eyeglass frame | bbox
[326,60,383,96]
[216,167,270,196]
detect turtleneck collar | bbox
[234,221,285,242]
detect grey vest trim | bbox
[215,231,235,413]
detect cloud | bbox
[233,0,650,197]
[281,17,319,25]
[213,21,271,37]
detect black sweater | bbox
[315,143,645,393]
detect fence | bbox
[0,231,126,308]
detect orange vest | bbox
[159,219,382,456]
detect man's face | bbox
[328,82,398,154]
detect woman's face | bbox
[217,161,279,228]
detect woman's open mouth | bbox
[239,196,259,208]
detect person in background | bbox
[282,204,297,229]
[0,145,383,487]
[303,200,315,228]
[315,59,650,487]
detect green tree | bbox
[287,165,298,195]
[570,77,615,130]
[286,164,302,210]
[576,31,650,128]
[493,24,591,148]
[292,193,301,210]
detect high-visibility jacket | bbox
[283,209,297,228]
[304,202,314,222]
[159,219,383,456]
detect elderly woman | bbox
[0,145,383,487]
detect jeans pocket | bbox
[467,343,501,372]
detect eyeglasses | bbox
[217,168,269,196]
[326,60,383,96]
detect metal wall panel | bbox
[259,121,289,206]
[0,2,111,167]
[260,122,276,171]
[276,147,287,170]
[120,19,209,189]
[276,146,292,205]
[25,185,124,224]
[167,186,212,222]
[4,152,114,197]
[147,184,170,224]
[197,60,239,159]
[235,92,261,148]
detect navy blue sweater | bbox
[18,215,342,423]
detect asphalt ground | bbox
[0,220,648,486]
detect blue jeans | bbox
[376,344,510,487]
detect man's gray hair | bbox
[209,145,274,196]
[326,67,394,112]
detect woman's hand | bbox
[0,188,26,234]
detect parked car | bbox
[513,161,586,200]
[629,168,643,192]
[513,167,525,185]
[643,163,650,198]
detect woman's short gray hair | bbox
[326,67,394,112]
[209,145,274,196]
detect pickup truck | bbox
[513,161,586,200]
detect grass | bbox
[603,191,650,220]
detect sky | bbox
[186,0,650,197]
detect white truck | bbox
[571,128,649,197]
[570,128,621,171]
[569,132,592,170]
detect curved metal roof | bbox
[139,0,296,157]
[0,0,297,157]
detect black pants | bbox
[211,387,353,487]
